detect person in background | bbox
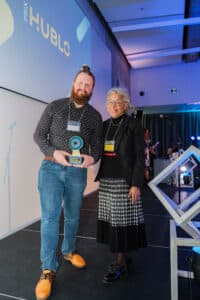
[144,128,157,182]
[168,142,184,161]
[34,65,103,300]
[95,87,147,284]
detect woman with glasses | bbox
[95,87,147,284]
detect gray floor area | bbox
[0,185,199,300]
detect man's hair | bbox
[73,64,95,87]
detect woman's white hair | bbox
[107,87,134,113]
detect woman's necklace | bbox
[105,117,124,140]
[104,117,124,153]
[110,118,121,126]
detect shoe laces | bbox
[41,270,55,283]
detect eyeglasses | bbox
[106,100,124,106]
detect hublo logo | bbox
[24,2,70,58]
[0,0,14,46]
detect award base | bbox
[68,155,83,165]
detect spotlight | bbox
[190,135,200,141]
[192,247,200,286]
[180,166,187,172]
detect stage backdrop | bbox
[0,0,111,118]
[0,0,112,239]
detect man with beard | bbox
[34,65,103,300]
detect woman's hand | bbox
[75,154,94,168]
[128,186,141,204]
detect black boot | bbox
[102,263,128,284]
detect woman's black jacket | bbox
[95,114,145,188]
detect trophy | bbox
[68,136,84,165]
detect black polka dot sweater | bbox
[33,98,103,163]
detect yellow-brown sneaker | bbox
[35,269,55,300]
[64,253,86,269]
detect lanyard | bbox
[67,102,87,132]
[68,101,87,123]
[104,117,124,141]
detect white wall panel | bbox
[0,88,46,239]
[0,88,102,239]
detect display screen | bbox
[0,0,111,112]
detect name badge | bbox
[67,121,80,132]
[104,140,115,152]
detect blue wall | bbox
[76,1,131,91]
[131,61,200,109]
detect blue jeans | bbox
[38,160,87,272]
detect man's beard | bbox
[70,88,92,106]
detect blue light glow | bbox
[192,247,200,254]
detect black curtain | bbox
[142,111,200,158]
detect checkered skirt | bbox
[97,178,147,252]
